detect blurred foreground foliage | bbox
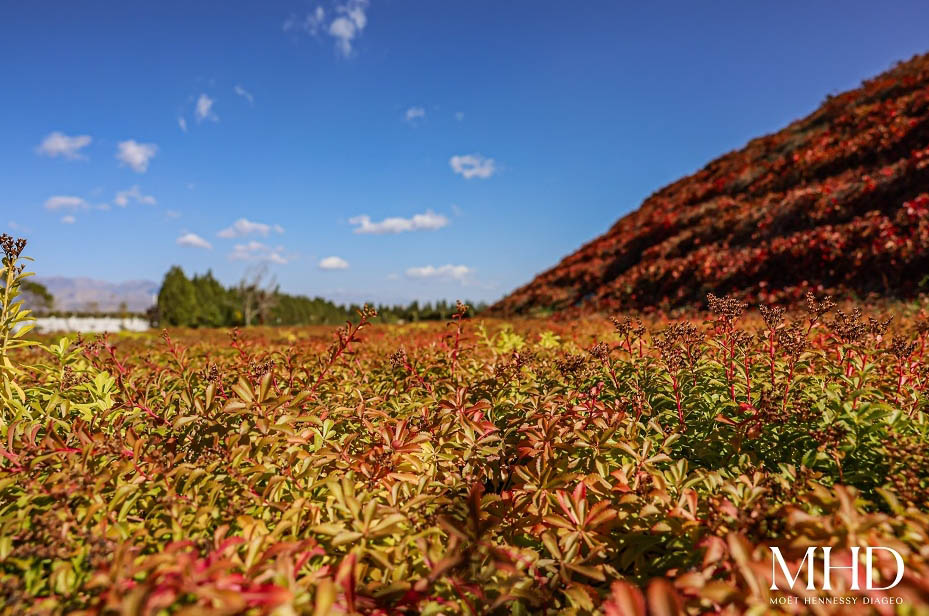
[3,236,929,614]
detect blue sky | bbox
[3,1,929,305]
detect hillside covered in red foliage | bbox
[493,53,929,315]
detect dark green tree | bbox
[192,270,231,327]
[157,266,198,326]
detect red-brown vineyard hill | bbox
[492,53,929,315]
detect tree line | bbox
[155,265,487,327]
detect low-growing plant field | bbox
[3,240,929,614]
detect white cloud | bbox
[36,131,92,160]
[349,210,448,234]
[60,215,76,224]
[455,111,465,122]
[329,0,368,56]
[178,117,188,132]
[176,233,212,250]
[405,106,425,123]
[116,140,158,173]
[234,84,254,104]
[287,1,368,57]
[165,210,181,219]
[405,264,473,282]
[217,218,285,238]
[195,94,217,122]
[328,19,356,56]
[229,240,288,264]
[450,153,496,179]
[114,185,156,207]
[44,195,88,211]
[319,256,349,270]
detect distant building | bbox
[31,316,150,333]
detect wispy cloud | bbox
[284,6,326,34]
[44,195,88,211]
[234,84,254,104]
[405,264,473,282]
[60,215,76,224]
[229,240,267,259]
[349,210,448,234]
[36,131,92,160]
[116,140,158,173]
[217,218,285,239]
[114,185,156,207]
[450,153,496,179]
[178,117,188,132]
[196,94,218,122]
[405,106,425,123]
[176,233,212,250]
[229,240,288,264]
[165,210,181,219]
[455,111,465,122]
[286,0,369,58]
[319,256,349,270]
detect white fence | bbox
[30,316,151,333]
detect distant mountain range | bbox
[492,52,929,315]
[35,277,158,313]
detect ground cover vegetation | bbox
[493,53,929,316]
[3,236,929,614]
